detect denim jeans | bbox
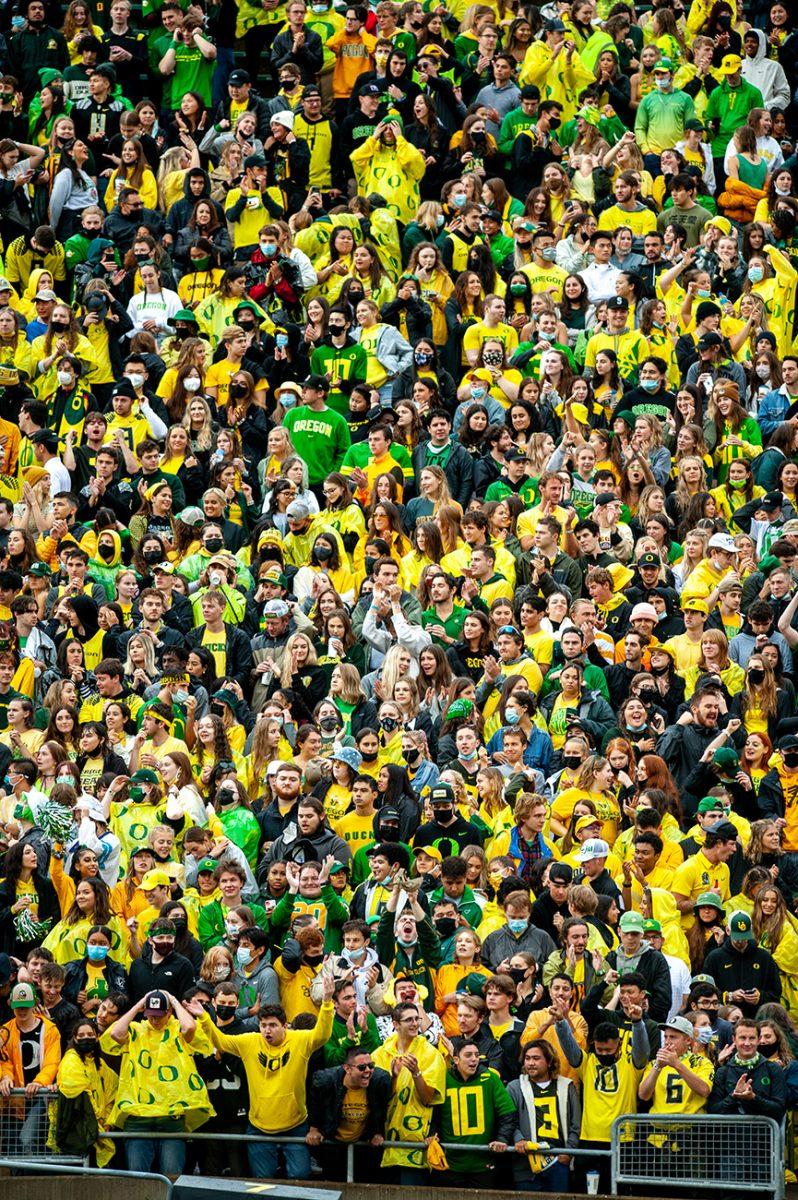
[247,1121,310,1179]
[516,1160,571,1192]
[124,1118,186,1176]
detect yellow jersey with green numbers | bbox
[584,328,651,382]
[578,1046,644,1143]
[650,1053,714,1115]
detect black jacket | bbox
[187,622,254,693]
[703,937,782,1017]
[213,93,273,142]
[127,944,196,1003]
[0,873,60,957]
[308,1064,392,1139]
[412,439,474,508]
[603,945,673,1024]
[709,1055,786,1120]
[63,956,128,1005]
[269,26,323,81]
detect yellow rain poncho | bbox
[518,42,595,122]
[372,1033,446,1168]
[648,888,690,966]
[350,132,426,226]
[104,1016,214,1131]
[52,1047,118,1166]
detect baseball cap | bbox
[505,448,527,463]
[415,843,442,862]
[130,768,159,785]
[653,57,674,72]
[713,746,740,775]
[685,118,705,133]
[575,814,601,834]
[697,331,723,350]
[728,910,753,941]
[638,552,661,569]
[708,533,738,553]
[30,429,59,450]
[762,490,784,511]
[360,82,382,96]
[705,820,738,840]
[619,911,645,933]
[643,918,662,935]
[244,153,266,170]
[263,599,291,617]
[681,597,708,615]
[196,857,218,873]
[10,982,36,1009]
[33,287,57,302]
[697,797,724,814]
[143,989,170,1014]
[718,575,743,593]
[229,69,251,85]
[544,17,565,30]
[659,1014,694,1036]
[302,374,329,391]
[606,296,629,311]
[718,53,743,74]
[178,506,205,527]
[286,500,310,520]
[577,838,609,863]
[429,783,455,805]
[139,869,171,891]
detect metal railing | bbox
[0,1090,83,1164]
[610,1114,785,1200]
[0,1158,173,1199]
[103,1130,610,1183]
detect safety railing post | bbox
[346,1143,354,1183]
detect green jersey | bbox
[283,404,352,484]
[422,603,468,647]
[310,340,369,417]
[438,1067,516,1172]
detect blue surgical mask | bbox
[640,378,659,392]
[541,247,557,261]
[508,918,527,935]
[696,288,711,299]
[655,77,672,90]
[236,946,252,966]
[696,1025,714,1044]
[87,945,109,962]
[539,329,554,340]
[505,709,521,725]
[275,333,289,348]
[452,193,467,208]
[280,391,298,409]
[436,213,445,227]
[748,266,764,283]
[260,241,277,256]
[471,386,486,399]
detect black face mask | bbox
[596,1052,617,1067]
[748,668,765,684]
[153,941,174,958]
[364,555,377,573]
[562,755,582,771]
[637,690,656,703]
[98,543,115,561]
[216,1005,238,1020]
[359,749,378,763]
[348,290,364,304]
[434,806,453,823]
[434,917,457,938]
[75,1038,97,1056]
[650,663,669,676]
[759,1041,778,1058]
[318,715,339,732]
[507,966,528,984]
[548,117,561,131]
[405,747,420,763]
[229,382,248,399]
[50,321,69,332]
[205,537,224,552]
[329,324,346,336]
[170,918,187,932]
[238,319,256,332]
[314,545,333,562]
[83,226,99,239]
[142,548,162,564]
[304,953,324,967]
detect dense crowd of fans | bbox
[0,0,796,1191]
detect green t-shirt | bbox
[173,41,216,107]
[283,403,352,485]
[310,342,369,416]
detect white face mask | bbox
[127,372,144,389]
[755,363,771,380]
[57,369,72,387]
[184,377,201,392]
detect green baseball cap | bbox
[712,747,740,775]
[728,910,754,941]
[643,918,662,934]
[697,796,724,814]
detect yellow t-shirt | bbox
[202,627,228,676]
[671,852,730,923]
[338,1086,368,1142]
[333,809,377,849]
